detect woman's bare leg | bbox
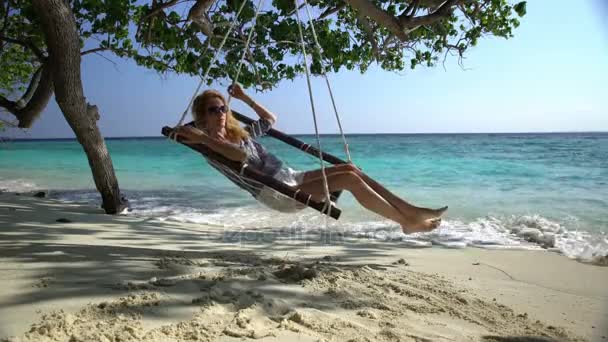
[298,171,406,225]
[352,168,447,219]
[297,170,440,233]
[300,164,446,231]
[299,164,361,183]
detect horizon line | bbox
[2,130,607,141]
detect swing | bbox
[162,0,352,220]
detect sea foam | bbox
[18,187,608,266]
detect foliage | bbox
[0,1,44,97]
[1,0,527,94]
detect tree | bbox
[0,0,525,212]
[111,0,527,86]
[2,0,528,98]
[1,0,126,214]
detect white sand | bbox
[0,193,607,341]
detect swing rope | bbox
[174,0,251,128]
[293,0,333,213]
[170,0,355,217]
[226,0,266,107]
[301,0,352,163]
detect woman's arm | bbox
[174,126,247,162]
[229,83,277,124]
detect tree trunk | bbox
[32,0,127,214]
[16,63,54,128]
[0,63,54,128]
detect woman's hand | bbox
[229,82,277,123]
[228,83,247,101]
[173,126,202,144]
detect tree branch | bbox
[15,63,54,128]
[188,0,215,37]
[399,0,459,28]
[141,0,180,21]
[93,51,120,70]
[0,62,53,128]
[0,117,19,128]
[318,3,346,20]
[343,0,408,41]
[0,0,10,52]
[18,64,43,106]
[0,94,17,114]
[356,14,380,60]
[225,36,298,48]
[286,2,306,17]
[81,47,109,55]
[0,34,46,60]
[0,34,26,47]
[136,0,181,46]
[381,34,398,50]
[343,0,459,43]
[1,0,9,29]
[402,0,420,18]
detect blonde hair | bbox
[192,90,250,143]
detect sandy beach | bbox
[0,192,606,342]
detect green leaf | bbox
[1,0,528,108]
[514,1,527,17]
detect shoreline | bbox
[1,192,607,341]
[3,131,608,142]
[3,187,608,267]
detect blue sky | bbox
[3,0,607,138]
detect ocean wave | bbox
[0,178,42,193]
[134,205,608,264]
[34,188,608,265]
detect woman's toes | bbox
[428,218,442,230]
[419,218,440,232]
[401,217,442,234]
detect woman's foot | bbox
[399,206,447,234]
[401,217,442,234]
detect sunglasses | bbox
[206,105,228,115]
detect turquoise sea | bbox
[1,133,607,263]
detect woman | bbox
[175,84,447,233]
